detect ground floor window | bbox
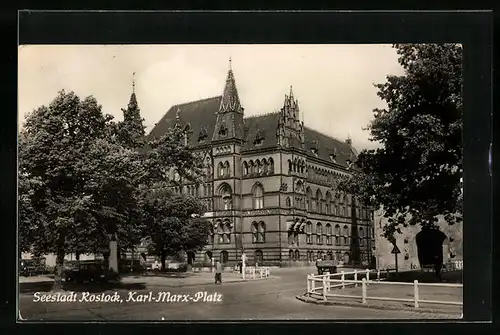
[255,250,263,264]
[220,250,229,264]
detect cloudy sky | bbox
[18,44,405,151]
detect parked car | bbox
[63,260,118,283]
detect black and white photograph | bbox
[18,43,464,321]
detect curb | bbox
[124,275,278,288]
[295,295,462,316]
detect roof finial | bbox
[132,72,136,94]
[229,57,232,70]
[290,85,293,97]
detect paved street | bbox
[19,267,460,321]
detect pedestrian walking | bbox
[215,261,222,284]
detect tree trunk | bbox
[75,252,80,261]
[52,244,65,292]
[160,250,166,271]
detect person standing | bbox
[215,261,222,284]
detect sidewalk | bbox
[120,271,274,287]
[299,280,463,315]
[19,271,275,288]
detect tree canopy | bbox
[339,44,463,244]
[19,89,210,288]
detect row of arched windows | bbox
[216,182,267,210]
[242,158,275,177]
[307,165,348,186]
[288,158,306,174]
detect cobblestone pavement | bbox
[18,267,461,321]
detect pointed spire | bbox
[132,72,136,94]
[128,72,138,108]
[219,58,243,114]
[289,85,294,100]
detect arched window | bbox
[253,184,264,209]
[243,161,249,176]
[218,184,232,210]
[262,159,268,174]
[286,197,291,207]
[335,224,341,235]
[325,192,332,214]
[335,236,340,245]
[288,231,294,245]
[256,160,262,175]
[249,160,255,175]
[343,225,349,236]
[223,220,231,243]
[306,222,313,244]
[258,221,266,243]
[252,222,258,243]
[293,159,297,172]
[326,224,332,245]
[288,160,292,173]
[216,220,224,243]
[316,189,322,213]
[289,249,294,260]
[224,161,230,177]
[294,250,300,260]
[217,162,224,178]
[316,223,323,244]
[220,250,229,264]
[306,187,312,211]
[268,158,274,174]
[255,250,263,264]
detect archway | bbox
[187,251,195,265]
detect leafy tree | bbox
[116,92,146,150]
[137,124,209,269]
[139,189,210,270]
[19,90,139,290]
[339,44,463,244]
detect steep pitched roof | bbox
[304,127,357,166]
[242,113,281,150]
[148,96,221,147]
[148,97,358,168]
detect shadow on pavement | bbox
[20,281,147,294]
[385,270,463,284]
[124,272,197,279]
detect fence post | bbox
[362,278,367,304]
[341,271,345,289]
[413,280,419,308]
[323,276,327,301]
[354,270,358,287]
[311,273,316,292]
[377,269,380,281]
[260,268,263,279]
[327,273,331,292]
[307,274,311,297]
[252,268,256,279]
[366,269,370,283]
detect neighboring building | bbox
[146,61,375,267]
[373,210,463,271]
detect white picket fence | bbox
[242,266,270,279]
[306,269,463,308]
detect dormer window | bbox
[198,127,208,142]
[219,124,228,137]
[254,130,264,146]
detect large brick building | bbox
[147,62,376,267]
